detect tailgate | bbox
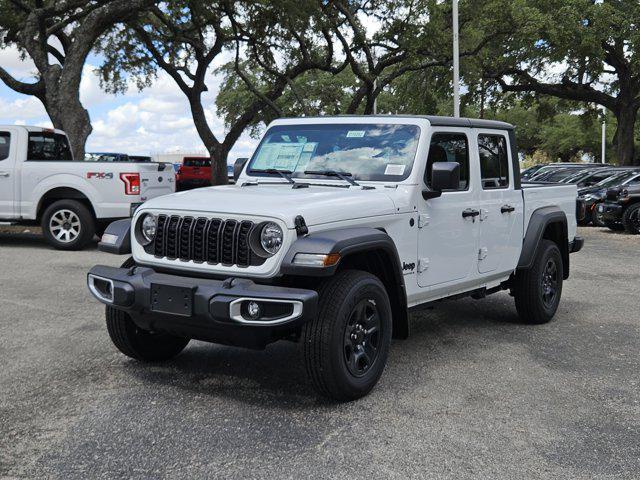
[138,163,175,200]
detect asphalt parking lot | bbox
[0,226,638,479]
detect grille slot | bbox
[150,215,256,267]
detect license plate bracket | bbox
[150,283,194,316]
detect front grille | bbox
[150,215,257,267]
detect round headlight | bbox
[260,222,283,255]
[140,214,157,244]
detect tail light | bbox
[120,173,140,195]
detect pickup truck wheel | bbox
[41,199,95,250]
[622,204,640,234]
[513,240,563,324]
[105,257,190,361]
[302,270,392,401]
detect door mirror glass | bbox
[233,157,248,181]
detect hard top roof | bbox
[277,115,515,130]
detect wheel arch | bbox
[280,227,409,339]
[518,206,569,279]
[37,187,97,221]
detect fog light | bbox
[246,301,261,320]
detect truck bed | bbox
[522,182,578,240]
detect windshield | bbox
[246,123,421,182]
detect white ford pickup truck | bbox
[87,116,583,400]
[0,125,175,249]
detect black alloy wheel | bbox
[540,258,559,309]
[343,299,381,377]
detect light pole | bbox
[601,110,606,164]
[453,0,460,117]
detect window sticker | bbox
[384,164,405,176]
[252,142,317,171]
[346,130,366,138]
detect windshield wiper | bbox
[304,170,360,187]
[250,168,295,184]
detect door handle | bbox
[462,208,480,219]
[501,205,515,214]
[0,172,9,177]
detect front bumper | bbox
[87,265,318,349]
[597,202,623,222]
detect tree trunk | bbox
[613,103,639,166]
[46,92,92,161]
[210,148,230,186]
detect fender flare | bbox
[98,218,131,255]
[281,227,409,339]
[517,206,569,279]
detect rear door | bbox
[0,128,16,218]
[417,129,480,288]
[475,130,523,275]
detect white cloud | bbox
[0,96,47,121]
[0,46,38,80]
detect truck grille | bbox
[151,215,256,267]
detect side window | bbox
[425,132,470,190]
[478,134,510,189]
[0,132,10,161]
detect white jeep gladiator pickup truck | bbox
[0,125,175,250]
[87,116,583,400]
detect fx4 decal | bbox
[87,172,114,179]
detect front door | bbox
[417,130,479,288]
[0,130,15,218]
[475,131,523,274]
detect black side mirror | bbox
[423,162,460,200]
[233,157,248,182]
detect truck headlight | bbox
[260,222,283,255]
[140,214,157,245]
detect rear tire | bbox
[622,203,640,234]
[302,270,392,401]
[105,257,189,361]
[41,199,95,250]
[512,240,563,324]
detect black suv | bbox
[598,183,640,234]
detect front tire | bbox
[105,257,189,361]
[622,203,640,234]
[41,199,95,250]
[302,270,392,401]
[512,240,563,324]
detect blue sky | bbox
[0,49,256,160]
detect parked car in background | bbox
[598,181,640,234]
[129,155,153,163]
[176,156,211,191]
[576,170,640,225]
[0,125,175,249]
[526,163,607,182]
[85,152,131,162]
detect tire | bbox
[622,203,640,234]
[41,199,95,250]
[592,209,606,227]
[512,240,563,325]
[604,220,624,232]
[302,270,392,401]
[105,257,189,361]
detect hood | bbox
[140,183,399,228]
